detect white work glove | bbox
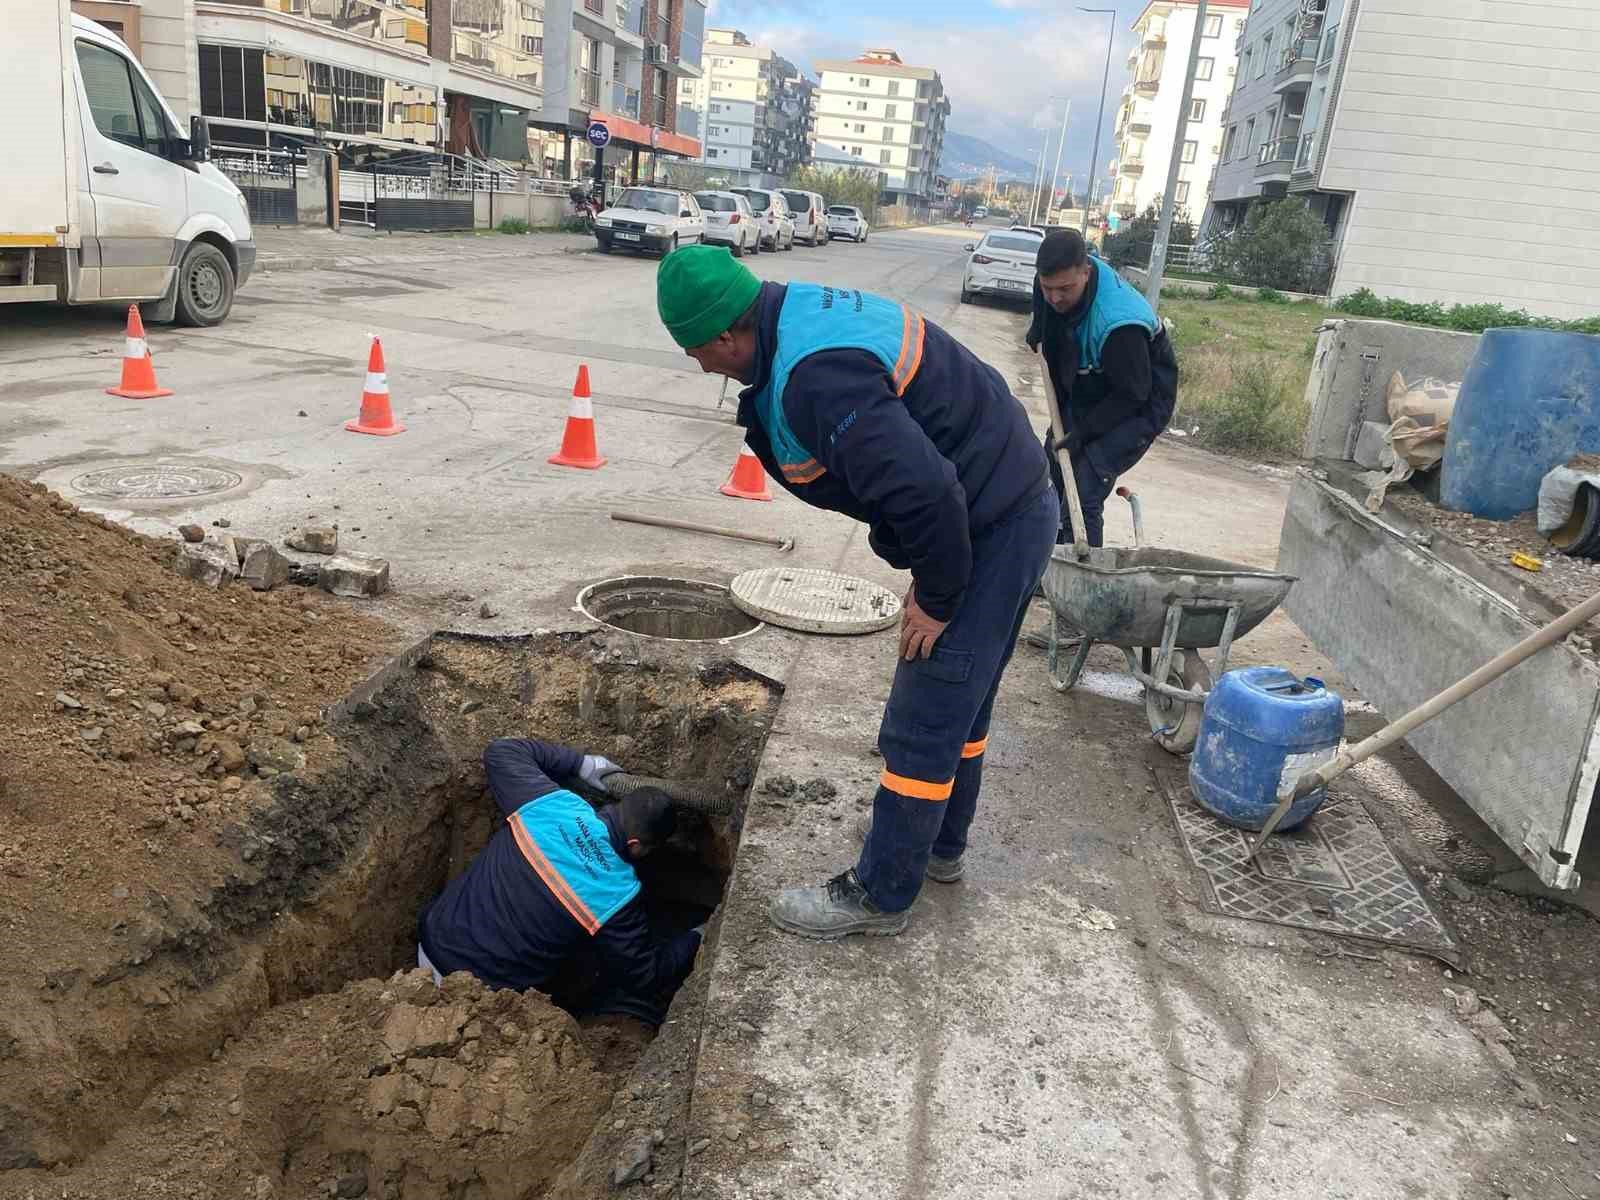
[579,754,624,794]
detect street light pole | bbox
[1029,132,1046,224]
[1144,0,1208,307]
[1048,99,1071,225]
[1079,6,1117,235]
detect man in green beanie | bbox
[656,245,1056,939]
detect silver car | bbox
[960,228,1043,303]
[694,190,761,257]
[731,188,795,252]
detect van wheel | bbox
[174,241,235,327]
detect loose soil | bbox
[0,473,781,1194]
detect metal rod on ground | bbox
[1248,587,1600,859]
[610,510,795,552]
[1036,346,1090,561]
[1079,7,1118,234]
[1144,0,1208,308]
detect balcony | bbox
[579,69,601,108]
[1273,40,1317,92]
[1254,136,1296,182]
[612,81,639,119]
[1129,121,1151,136]
[1294,128,1318,174]
[1120,156,1145,177]
[1133,76,1159,96]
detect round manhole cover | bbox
[70,463,244,501]
[731,567,901,635]
[577,576,762,642]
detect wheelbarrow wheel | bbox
[1145,650,1211,755]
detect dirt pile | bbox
[0,969,611,1200]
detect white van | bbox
[1,0,254,324]
[779,189,828,247]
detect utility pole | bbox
[1144,0,1208,307]
[1028,131,1046,224]
[1079,7,1117,234]
[1048,99,1071,225]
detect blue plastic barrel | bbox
[1441,328,1600,520]
[1189,667,1344,832]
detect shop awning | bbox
[587,109,701,159]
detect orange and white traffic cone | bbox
[548,364,606,469]
[719,443,772,501]
[106,305,173,399]
[345,336,405,436]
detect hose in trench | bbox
[603,772,733,816]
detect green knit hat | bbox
[656,244,762,349]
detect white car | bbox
[780,189,828,246]
[694,190,760,257]
[960,228,1043,303]
[731,188,795,252]
[595,187,705,256]
[826,205,868,243]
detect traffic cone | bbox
[548,365,606,469]
[345,336,405,436]
[106,305,173,399]
[719,444,772,501]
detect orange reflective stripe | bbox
[889,305,915,386]
[782,460,827,484]
[509,817,600,934]
[894,314,926,396]
[961,736,988,759]
[880,768,954,801]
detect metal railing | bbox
[1319,22,1340,64]
[1277,39,1317,77]
[583,0,603,15]
[213,144,301,225]
[579,69,601,106]
[1255,137,1298,169]
[1297,129,1318,170]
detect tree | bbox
[1211,199,1333,293]
[1099,202,1194,268]
[785,165,882,223]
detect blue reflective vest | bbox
[749,283,926,485]
[507,789,640,934]
[1074,257,1161,372]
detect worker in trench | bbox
[1027,228,1179,547]
[416,738,703,1024]
[656,245,1057,939]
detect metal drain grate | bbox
[71,462,243,501]
[731,567,900,635]
[1158,770,1459,962]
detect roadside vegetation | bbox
[1157,286,1326,459]
[1332,288,1600,335]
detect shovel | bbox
[1248,587,1600,860]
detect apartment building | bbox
[1108,0,1248,222]
[682,28,811,182]
[1204,0,1600,319]
[813,49,949,208]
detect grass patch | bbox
[497,217,532,235]
[1158,292,1326,459]
[1333,288,1600,335]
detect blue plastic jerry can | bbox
[1189,667,1344,832]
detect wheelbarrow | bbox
[1033,347,1295,753]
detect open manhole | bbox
[70,462,244,500]
[578,575,762,641]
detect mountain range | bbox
[938,130,1037,182]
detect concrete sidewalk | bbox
[251,224,592,274]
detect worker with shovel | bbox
[417,737,702,1023]
[656,245,1057,939]
[1027,229,1178,547]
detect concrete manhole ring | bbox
[71,462,245,501]
[731,567,901,635]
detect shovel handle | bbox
[1037,346,1090,561]
[610,510,793,550]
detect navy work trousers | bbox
[855,487,1058,912]
[1044,436,1114,548]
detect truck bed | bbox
[1278,463,1600,890]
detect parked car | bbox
[694,190,760,257]
[960,228,1044,303]
[780,189,828,246]
[825,204,869,243]
[731,188,795,252]
[594,187,705,256]
[973,206,989,220]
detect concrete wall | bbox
[296,152,331,228]
[473,189,567,228]
[130,0,197,121]
[1300,317,1479,461]
[1321,0,1600,319]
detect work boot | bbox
[769,868,909,940]
[853,817,964,883]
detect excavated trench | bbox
[0,630,780,1197]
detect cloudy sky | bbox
[702,0,1146,177]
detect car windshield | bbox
[742,190,772,210]
[696,193,738,212]
[780,191,810,214]
[615,189,677,215]
[827,206,855,216]
[981,234,1043,256]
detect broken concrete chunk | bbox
[318,552,390,599]
[178,523,204,543]
[231,535,267,565]
[240,542,291,591]
[247,736,304,774]
[286,525,338,555]
[173,541,239,588]
[613,1135,654,1186]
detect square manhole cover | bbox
[1157,769,1458,963]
